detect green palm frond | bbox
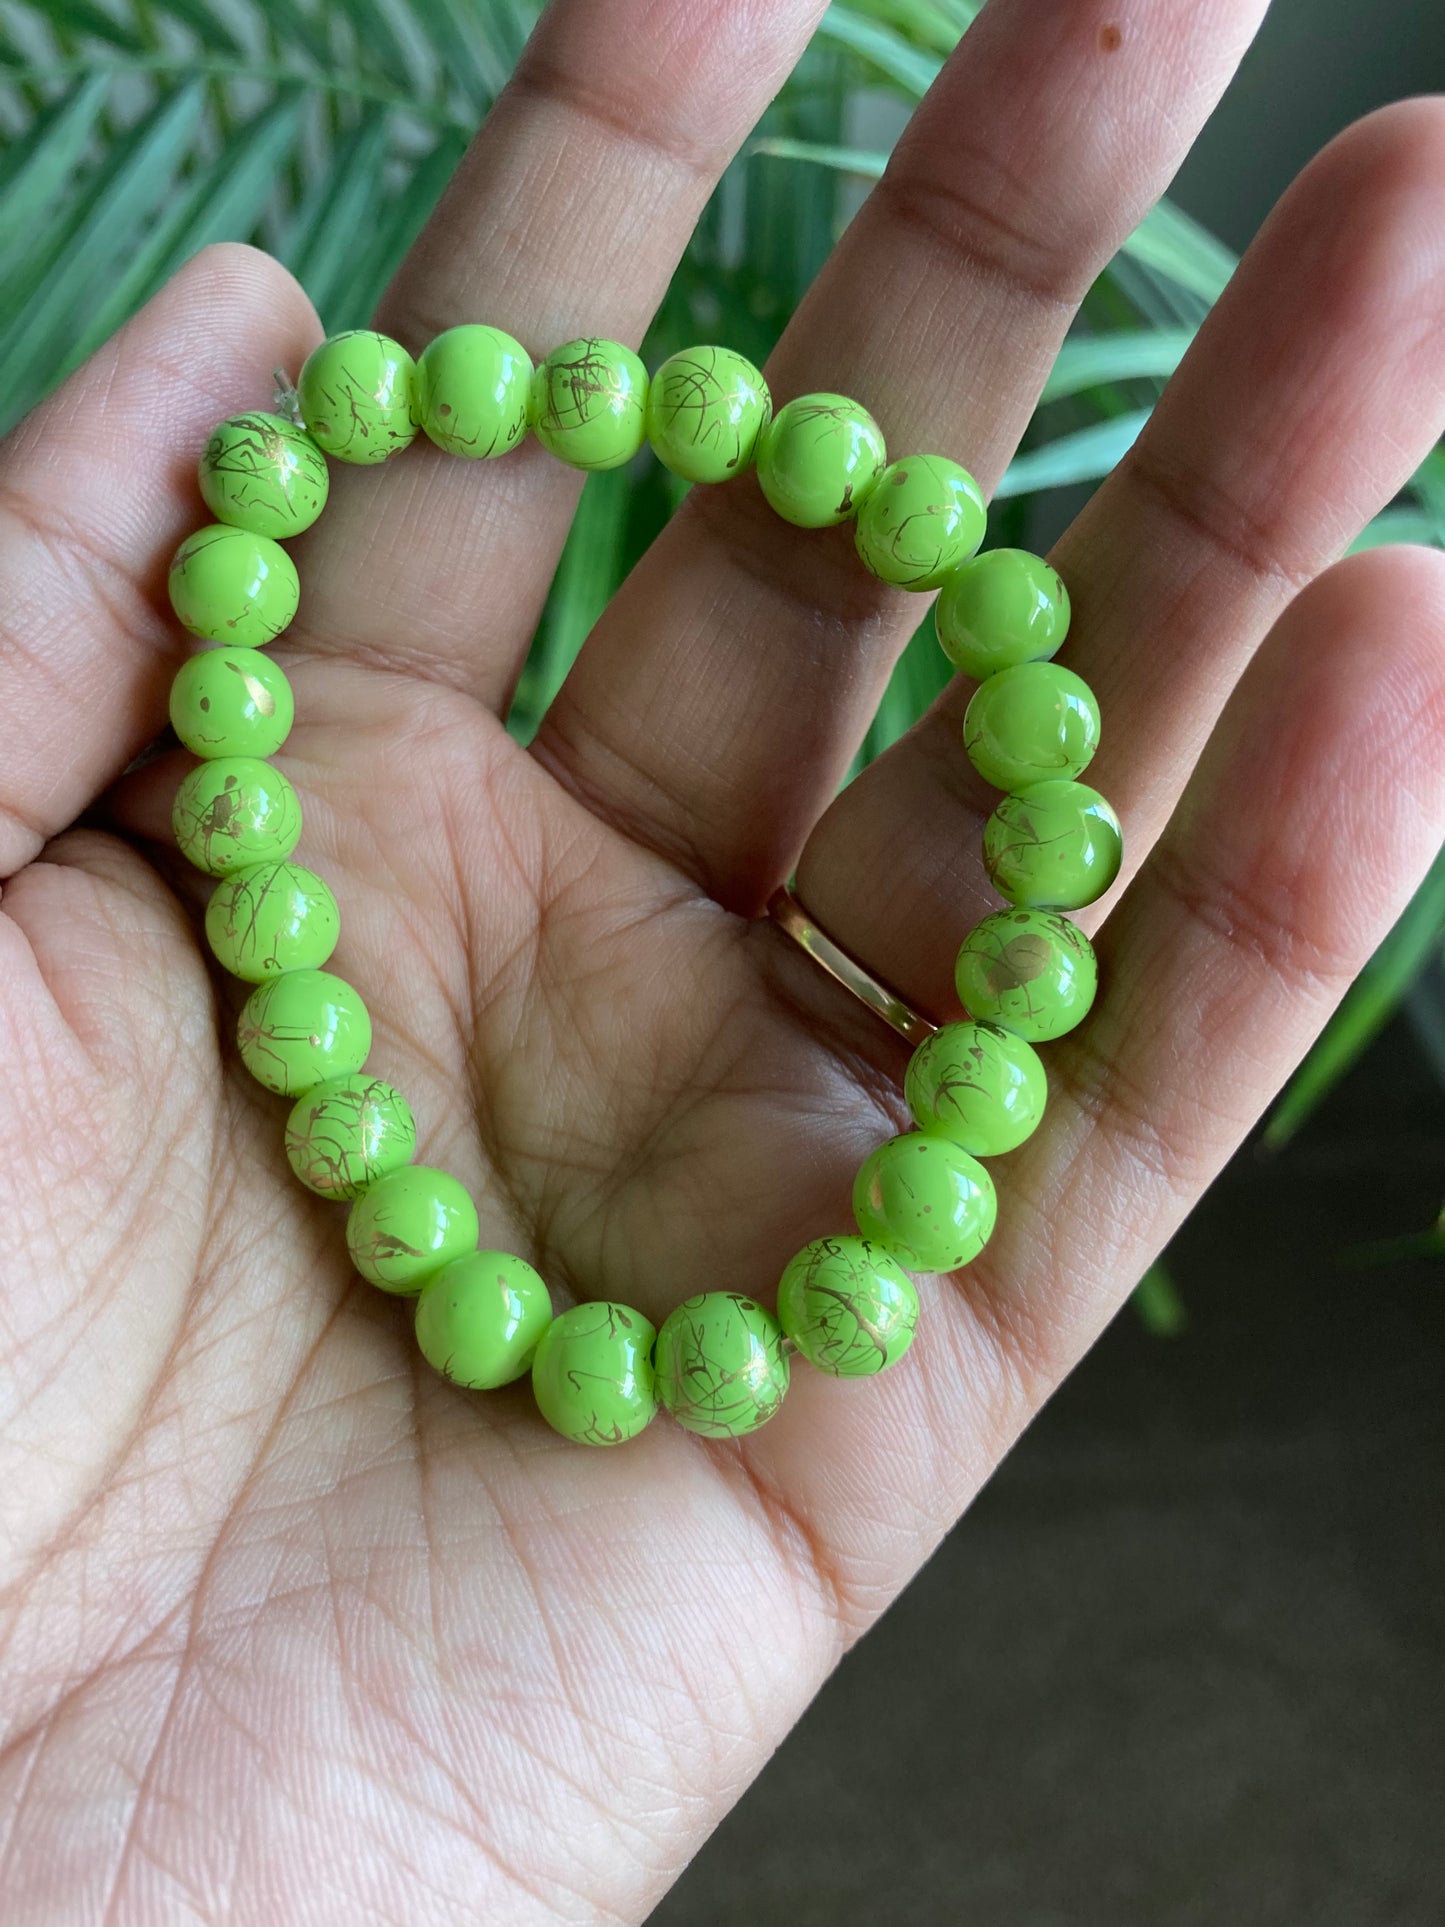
[2,0,1441,1170]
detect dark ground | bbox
[651,1012,1445,1926]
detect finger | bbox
[0,243,319,879]
[794,97,1445,1014]
[530,0,1269,902]
[734,543,1445,1620]
[286,0,829,707]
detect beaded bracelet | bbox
[164,326,1120,1448]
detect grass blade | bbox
[1123,198,1237,303]
[1265,846,1445,1148]
[995,408,1150,497]
[816,5,943,96]
[749,136,887,179]
[1040,327,1194,404]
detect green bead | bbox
[198,411,330,539]
[297,330,418,465]
[853,454,986,590]
[905,1021,1047,1157]
[983,779,1123,911]
[169,647,294,759]
[776,1235,917,1378]
[416,324,533,458]
[346,1164,478,1295]
[755,393,887,528]
[531,1301,658,1446]
[954,908,1098,1042]
[936,548,1070,679]
[852,1133,997,1273]
[653,1293,789,1437]
[204,860,339,982]
[236,967,371,1098]
[415,1251,553,1389]
[284,1073,417,1200]
[530,337,648,471]
[645,345,771,484]
[168,524,300,647]
[963,661,1100,792]
[172,755,301,876]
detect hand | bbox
[3,0,1443,1917]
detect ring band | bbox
[765,885,939,1048]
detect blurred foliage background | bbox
[1,0,1442,1284]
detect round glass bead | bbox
[776,1235,918,1378]
[963,661,1101,792]
[852,1132,997,1273]
[172,755,301,876]
[530,337,648,471]
[198,411,330,539]
[236,967,371,1098]
[853,454,986,590]
[653,1293,789,1437]
[346,1164,478,1295]
[982,779,1123,911]
[755,393,887,528]
[935,548,1070,679]
[416,323,533,458]
[168,524,300,648]
[297,330,418,465]
[204,860,340,982]
[169,646,294,760]
[531,1301,659,1446]
[284,1072,417,1200]
[415,1251,553,1389]
[954,908,1098,1042]
[905,1021,1047,1157]
[645,345,772,484]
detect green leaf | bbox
[416,0,512,108]
[0,72,111,261]
[1341,1206,1445,1267]
[1349,509,1443,553]
[995,408,1150,497]
[816,5,943,96]
[1040,328,1194,404]
[0,82,207,428]
[1132,1263,1188,1335]
[323,0,423,93]
[749,136,888,179]
[1123,198,1238,303]
[510,469,633,742]
[1265,845,1445,1147]
[324,128,471,328]
[133,0,248,55]
[831,0,973,56]
[285,109,393,321]
[26,0,149,53]
[51,91,308,384]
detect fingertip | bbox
[1256,94,1445,335]
[166,241,323,373]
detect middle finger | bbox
[531,0,1269,900]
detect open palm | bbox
[4,0,1445,1919]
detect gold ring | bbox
[765,885,939,1048]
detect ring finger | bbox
[530,0,1270,900]
[796,97,1445,1014]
